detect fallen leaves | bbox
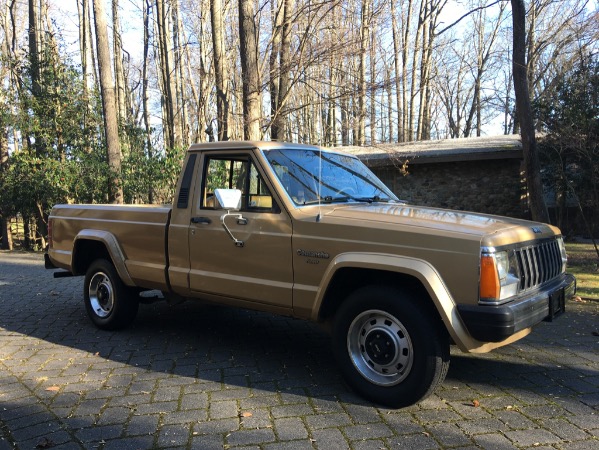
[35,437,55,449]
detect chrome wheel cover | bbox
[347,309,414,386]
[88,272,114,318]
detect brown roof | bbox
[340,135,523,166]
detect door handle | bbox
[191,216,211,224]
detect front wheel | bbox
[332,286,450,408]
[84,259,139,330]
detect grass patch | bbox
[566,242,599,300]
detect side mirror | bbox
[214,188,242,210]
[214,189,245,247]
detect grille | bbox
[515,239,562,291]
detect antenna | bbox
[316,147,322,222]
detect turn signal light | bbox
[480,255,500,299]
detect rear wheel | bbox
[332,285,450,408]
[84,259,139,330]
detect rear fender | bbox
[73,230,134,286]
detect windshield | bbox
[263,148,399,206]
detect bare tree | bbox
[270,0,293,141]
[238,0,262,140]
[210,0,230,141]
[92,0,124,203]
[28,0,43,155]
[357,0,370,146]
[156,0,181,148]
[76,0,96,153]
[142,0,152,154]
[464,0,506,137]
[511,0,548,222]
[0,81,11,248]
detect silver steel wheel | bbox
[88,271,114,318]
[347,309,414,386]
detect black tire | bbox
[332,285,450,408]
[83,259,139,330]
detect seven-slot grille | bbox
[515,239,562,291]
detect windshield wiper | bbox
[300,195,390,206]
[300,197,347,205]
[345,195,390,203]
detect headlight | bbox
[480,250,520,303]
[557,236,567,273]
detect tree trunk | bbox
[369,27,376,144]
[272,0,293,141]
[142,0,154,202]
[92,0,124,204]
[156,0,179,148]
[211,0,230,141]
[172,0,188,145]
[112,0,127,126]
[408,1,423,142]
[341,95,349,146]
[76,0,94,153]
[357,0,370,146]
[386,64,393,142]
[238,0,262,140]
[142,0,152,155]
[28,0,43,156]
[511,0,548,222]
[401,0,414,142]
[0,125,12,250]
[391,0,401,142]
[269,0,282,140]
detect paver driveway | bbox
[1,251,598,449]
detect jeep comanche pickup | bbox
[46,141,576,407]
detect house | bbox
[342,135,526,219]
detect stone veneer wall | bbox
[369,159,526,219]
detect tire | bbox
[83,259,139,330]
[332,285,450,408]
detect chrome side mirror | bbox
[214,188,242,210]
[214,189,246,247]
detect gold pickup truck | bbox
[45,141,576,407]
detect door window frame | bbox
[199,153,281,214]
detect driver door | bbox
[188,152,293,309]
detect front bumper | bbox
[457,273,576,342]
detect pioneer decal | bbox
[297,249,330,259]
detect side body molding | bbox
[73,230,135,286]
[311,252,511,353]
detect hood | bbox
[317,203,559,245]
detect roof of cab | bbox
[186,141,352,155]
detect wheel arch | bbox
[313,252,477,351]
[318,267,435,320]
[72,230,134,286]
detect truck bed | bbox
[49,204,172,290]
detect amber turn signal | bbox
[480,255,500,299]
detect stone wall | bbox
[369,159,526,219]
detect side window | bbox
[201,156,278,212]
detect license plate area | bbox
[545,287,566,322]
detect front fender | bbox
[311,252,518,353]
